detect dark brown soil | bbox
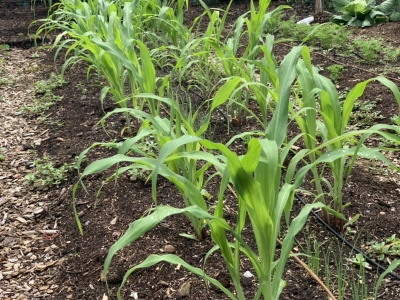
[1,1,400,299]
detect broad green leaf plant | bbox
[331,0,399,27]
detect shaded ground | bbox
[1,1,400,300]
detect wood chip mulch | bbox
[0,47,65,300]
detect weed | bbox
[278,15,312,41]
[353,37,399,65]
[37,115,64,127]
[277,18,351,52]
[348,99,384,129]
[22,94,63,115]
[311,23,350,51]
[0,148,5,161]
[23,73,65,115]
[327,64,345,82]
[128,168,151,182]
[0,73,17,85]
[378,115,400,148]
[349,253,371,269]
[0,44,10,51]
[353,36,381,64]
[364,234,400,261]
[391,114,400,127]
[125,138,157,182]
[264,11,282,35]
[77,82,88,94]
[25,156,70,190]
[26,65,40,73]
[34,73,65,94]
[383,44,400,63]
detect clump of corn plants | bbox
[36,0,400,298]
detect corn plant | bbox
[70,45,324,300]
[74,75,245,239]
[171,0,236,101]
[220,0,289,126]
[293,48,400,230]
[174,0,289,125]
[35,0,189,134]
[88,46,356,300]
[54,1,400,298]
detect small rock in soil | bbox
[176,281,191,297]
[164,244,176,253]
[100,268,125,285]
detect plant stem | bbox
[277,239,337,300]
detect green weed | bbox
[22,73,65,115]
[34,73,65,94]
[22,94,63,115]
[0,148,5,161]
[364,234,400,261]
[383,44,400,63]
[327,64,345,82]
[311,23,350,50]
[278,15,311,41]
[264,11,282,34]
[348,99,384,129]
[0,44,10,51]
[353,37,400,65]
[25,156,70,190]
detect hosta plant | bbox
[331,0,398,27]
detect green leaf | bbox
[272,202,326,296]
[240,138,261,174]
[116,254,237,300]
[344,214,360,228]
[373,260,400,298]
[390,11,400,21]
[137,40,156,94]
[211,77,241,112]
[104,205,228,287]
[376,0,397,14]
[341,78,374,132]
[152,135,202,203]
[266,45,303,147]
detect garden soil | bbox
[1,1,400,299]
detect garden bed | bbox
[1,1,400,299]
